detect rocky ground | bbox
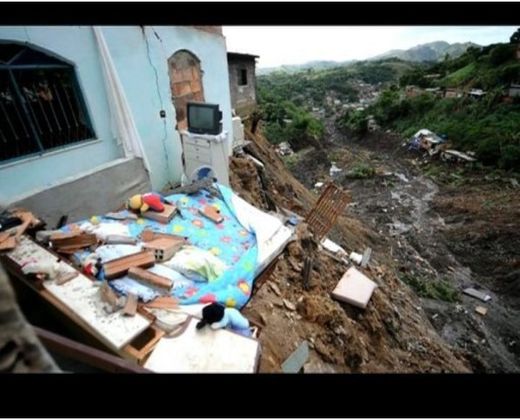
[281,119,520,372]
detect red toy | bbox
[128,193,165,213]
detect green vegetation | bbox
[258,58,416,110]
[441,62,476,86]
[281,153,299,170]
[258,59,418,148]
[343,162,376,179]
[338,109,368,136]
[259,97,324,149]
[400,274,460,302]
[339,33,520,169]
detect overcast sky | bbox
[223,26,518,68]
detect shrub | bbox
[500,144,520,169]
[489,44,514,66]
[400,274,460,302]
[344,162,376,179]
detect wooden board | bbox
[6,236,152,351]
[104,250,156,279]
[144,317,260,373]
[123,293,138,317]
[144,296,179,310]
[128,267,173,290]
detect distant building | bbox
[425,87,442,97]
[468,88,486,98]
[405,85,422,98]
[509,83,520,97]
[227,52,259,117]
[516,44,520,60]
[444,88,463,98]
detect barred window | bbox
[0,43,95,163]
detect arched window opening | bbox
[0,43,95,163]
[168,50,205,131]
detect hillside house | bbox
[405,85,422,98]
[444,88,463,98]
[227,52,258,117]
[516,44,520,60]
[425,87,442,97]
[468,88,486,99]
[0,26,234,225]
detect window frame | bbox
[238,67,248,86]
[0,42,97,165]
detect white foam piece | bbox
[331,266,377,309]
[144,317,259,373]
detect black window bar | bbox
[0,43,95,163]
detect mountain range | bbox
[257,41,480,75]
[371,40,480,62]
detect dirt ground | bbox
[230,125,472,373]
[280,120,520,372]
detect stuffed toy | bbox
[196,302,250,335]
[81,253,103,279]
[127,193,164,214]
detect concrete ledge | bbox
[7,157,151,227]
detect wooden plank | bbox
[144,296,179,310]
[128,267,173,290]
[13,211,35,240]
[123,293,138,317]
[33,326,151,373]
[0,235,17,251]
[104,251,156,280]
[50,232,97,246]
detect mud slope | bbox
[284,123,520,372]
[229,124,470,373]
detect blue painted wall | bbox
[0,26,233,203]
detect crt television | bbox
[187,102,222,135]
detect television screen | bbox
[187,102,222,135]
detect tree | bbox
[510,28,520,44]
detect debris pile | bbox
[405,128,477,164]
